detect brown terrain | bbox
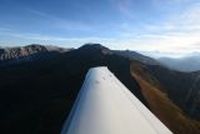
[130,62,200,134]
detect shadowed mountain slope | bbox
[0,44,199,134]
[143,63,200,120]
[0,44,145,134]
[130,62,200,134]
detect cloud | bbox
[110,0,135,19]
[112,30,200,55]
[178,3,200,26]
[110,1,200,56]
[0,30,117,48]
[0,31,104,41]
[26,8,92,31]
[0,27,12,32]
[152,0,191,6]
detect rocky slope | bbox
[0,44,47,60]
[0,44,71,66]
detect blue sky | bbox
[0,0,200,57]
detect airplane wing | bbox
[61,67,172,134]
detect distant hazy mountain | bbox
[114,50,160,65]
[0,44,199,134]
[158,54,200,72]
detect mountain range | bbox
[158,53,200,72]
[0,44,200,134]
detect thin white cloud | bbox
[0,31,112,41]
[26,8,92,31]
[0,30,117,48]
[110,1,200,56]
[152,0,191,6]
[160,2,200,32]
[110,0,135,19]
[0,27,12,32]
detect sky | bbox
[0,0,200,57]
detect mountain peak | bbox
[79,43,108,49]
[78,43,112,55]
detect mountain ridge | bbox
[0,43,199,134]
[158,55,200,72]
